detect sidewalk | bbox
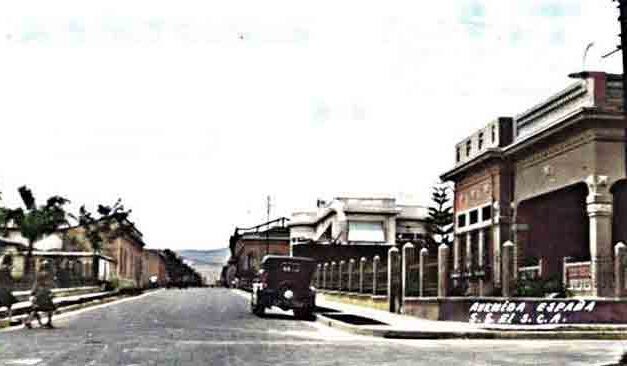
[315,294,627,340]
[0,288,122,327]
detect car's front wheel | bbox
[251,291,265,316]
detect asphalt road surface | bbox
[0,288,626,366]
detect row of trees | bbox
[0,186,131,284]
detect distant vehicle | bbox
[250,255,316,319]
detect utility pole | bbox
[619,0,627,112]
[266,195,271,256]
[610,0,627,112]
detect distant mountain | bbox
[177,248,231,266]
[177,248,231,285]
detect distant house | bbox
[0,239,28,280]
[0,235,115,287]
[142,249,167,287]
[227,218,290,287]
[62,214,146,288]
[289,197,430,262]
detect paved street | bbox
[0,288,625,365]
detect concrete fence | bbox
[316,254,388,297]
[314,240,627,301]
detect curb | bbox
[315,313,627,340]
[0,288,161,330]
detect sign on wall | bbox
[437,299,627,324]
[467,300,597,325]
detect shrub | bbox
[106,277,120,291]
[514,275,570,298]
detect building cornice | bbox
[503,109,623,158]
[440,149,504,182]
[515,82,587,129]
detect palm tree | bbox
[0,186,71,282]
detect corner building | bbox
[441,72,626,297]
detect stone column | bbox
[478,229,485,296]
[359,257,366,293]
[453,234,462,286]
[615,242,626,298]
[502,241,514,298]
[438,244,450,298]
[419,247,428,297]
[348,259,355,292]
[386,217,397,246]
[465,231,473,272]
[492,224,503,288]
[510,203,518,277]
[323,263,328,289]
[562,256,570,287]
[388,246,400,313]
[538,258,546,278]
[338,260,345,291]
[402,242,415,298]
[330,262,336,290]
[373,255,380,296]
[388,247,399,299]
[586,175,614,297]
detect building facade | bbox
[64,216,146,288]
[142,249,167,287]
[441,71,625,297]
[289,197,430,262]
[227,218,290,287]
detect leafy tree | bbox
[427,182,454,250]
[70,199,131,254]
[67,199,132,285]
[0,186,71,279]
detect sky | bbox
[0,0,622,250]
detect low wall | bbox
[403,297,627,325]
[402,297,441,320]
[12,286,102,302]
[319,291,388,311]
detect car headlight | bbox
[283,290,294,299]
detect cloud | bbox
[0,0,621,250]
[533,1,580,18]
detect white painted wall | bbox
[1,232,64,251]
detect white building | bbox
[288,197,429,261]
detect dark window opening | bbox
[457,214,466,227]
[478,133,484,150]
[482,206,492,221]
[466,141,472,156]
[456,147,460,162]
[491,125,496,142]
[469,210,478,225]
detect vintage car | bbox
[250,255,316,319]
